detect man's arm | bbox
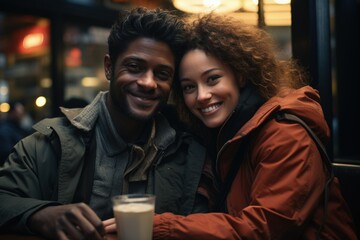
[0,133,59,233]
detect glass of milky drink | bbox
[112,194,156,240]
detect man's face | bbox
[105,37,175,121]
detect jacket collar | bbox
[217,85,266,150]
[60,91,177,154]
[60,91,104,132]
[228,86,329,143]
[153,113,176,150]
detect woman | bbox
[104,13,357,239]
[152,14,357,239]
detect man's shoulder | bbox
[28,116,89,154]
[33,117,71,135]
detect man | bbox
[0,7,211,240]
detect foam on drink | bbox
[113,203,154,240]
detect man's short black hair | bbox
[107,7,186,68]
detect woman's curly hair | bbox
[171,13,308,125]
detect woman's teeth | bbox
[201,103,221,113]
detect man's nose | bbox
[137,71,157,89]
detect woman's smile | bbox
[180,49,239,128]
[199,102,223,114]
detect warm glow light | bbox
[203,0,221,8]
[35,96,47,107]
[242,0,291,12]
[274,0,290,4]
[251,0,291,5]
[173,0,291,25]
[230,0,291,26]
[173,0,242,13]
[242,0,258,12]
[40,78,52,88]
[81,77,99,87]
[65,48,82,67]
[0,102,10,113]
[22,33,44,49]
[0,85,8,95]
[16,23,49,54]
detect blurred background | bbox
[0,0,359,163]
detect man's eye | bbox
[156,70,172,81]
[126,63,141,72]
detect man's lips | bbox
[129,93,158,107]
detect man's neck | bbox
[105,95,150,143]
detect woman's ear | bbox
[237,75,247,89]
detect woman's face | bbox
[179,49,240,128]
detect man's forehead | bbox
[118,38,175,67]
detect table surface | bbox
[0,233,118,240]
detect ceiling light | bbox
[172,0,242,14]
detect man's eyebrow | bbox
[122,57,173,70]
[158,64,174,70]
[122,56,145,63]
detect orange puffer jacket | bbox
[153,86,357,240]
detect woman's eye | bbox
[181,84,195,93]
[208,75,221,84]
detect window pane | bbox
[0,13,51,123]
[63,24,110,105]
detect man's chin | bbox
[125,99,166,121]
[128,109,157,122]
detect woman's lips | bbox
[200,103,222,113]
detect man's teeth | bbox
[137,96,152,100]
[201,104,221,113]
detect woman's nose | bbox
[197,87,212,102]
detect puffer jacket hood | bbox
[234,86,329,144]
[216,86,330,181]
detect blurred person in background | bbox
[62,97,89,109]
[0,101,32,165]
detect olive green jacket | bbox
[0,92,209,233]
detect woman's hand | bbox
[103,218,117,233]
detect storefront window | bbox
[63,24,110,105]
[0,13,51,123]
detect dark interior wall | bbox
[335,0,360,160]
[291,0,360,162]
[291,0,333,157]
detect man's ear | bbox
[104,54,112,80]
